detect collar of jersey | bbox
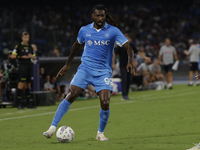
[21,42,28,46]
[90,22,108,30]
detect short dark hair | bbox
[22,31,29,37]
[93,4,106,13]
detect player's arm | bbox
[28,46,36,60]
[112,53,117,70]
[158,54,162,65]
[56,40,81,78]
[123,42,136,75]
[137,51,151,62]
[174,49,179,61]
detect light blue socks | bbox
[51,100,71,127]
[98,108,110,132]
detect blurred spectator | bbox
[44,75,54,91]
[148,59,165,82]
[31,44,43,57]
[0,1,199,61]
[112,62,120,78]
[137,59,152,87]
[52,46,60,57]
[60,85,66,100]
[39,67,46,91]
[50,76,57,90]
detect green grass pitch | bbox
[0,84,200,150]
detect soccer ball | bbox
[56,126,75,143]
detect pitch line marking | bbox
[0,89,197,122]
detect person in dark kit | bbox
[11,32,36,109]
[112,33,150,100]
[0,51,18,103]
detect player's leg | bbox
[96,89,111,141]
[43,68,89,139]
[17,82,25,109]
[16,65,27,109]
[195,70,200,85]
[43,85,83,138]
[167,71,173,89]
[188,62,194,86]
[120,68,128,100]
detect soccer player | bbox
[43,4,136,141]
[11,32,36,109]
[158,38,179,89]
[184,39,200,86]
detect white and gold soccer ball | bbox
[56,126,75,143]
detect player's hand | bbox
[126,62,137,75]
[56,65,70,78]
[112,64,116,70]
[195,75,200,80]
[144,56,151,63]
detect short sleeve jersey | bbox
[188,45,200,62]
[148,64,161,74]
[12,42,35,64]
[159,45,176,65]
[137,63,148,73]
[77,22,128,73]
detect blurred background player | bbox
[158,38,179,89]
[11,32,36,109]
[43,4,136,141]
[184,39,200,86]
[113,33,150,100]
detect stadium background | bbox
[0,0,200,91]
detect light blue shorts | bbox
[70,67,113,93]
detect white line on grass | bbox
[0,101,134,122]
[0,89,197,122]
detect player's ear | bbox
[92,13,95,20]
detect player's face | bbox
[154,59,159,67]
[165,39,171,46]
[22,35,29,44]
[92,9,106,29]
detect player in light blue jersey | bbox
[43,4,136,141]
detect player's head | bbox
[92,4,118,28]
[188,39,195,45]
[153,59,159,67]
[165,38,171,47]
[21,32,29,44]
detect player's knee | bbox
[100,97,110,111]
[64,88,79,103]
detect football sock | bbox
[189,81,193,85]
[51,99,71,127]
[16,89,23,106]
[98,108,110,132]
[25,88,30,106]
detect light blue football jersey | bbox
[77,22,128,73]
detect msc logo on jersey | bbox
[87,40,110,46]
[104,33,110,38]
[87,40,93,46]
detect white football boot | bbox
[187,143,200,150]
[96,131,109,141]
[43,125,56,139]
